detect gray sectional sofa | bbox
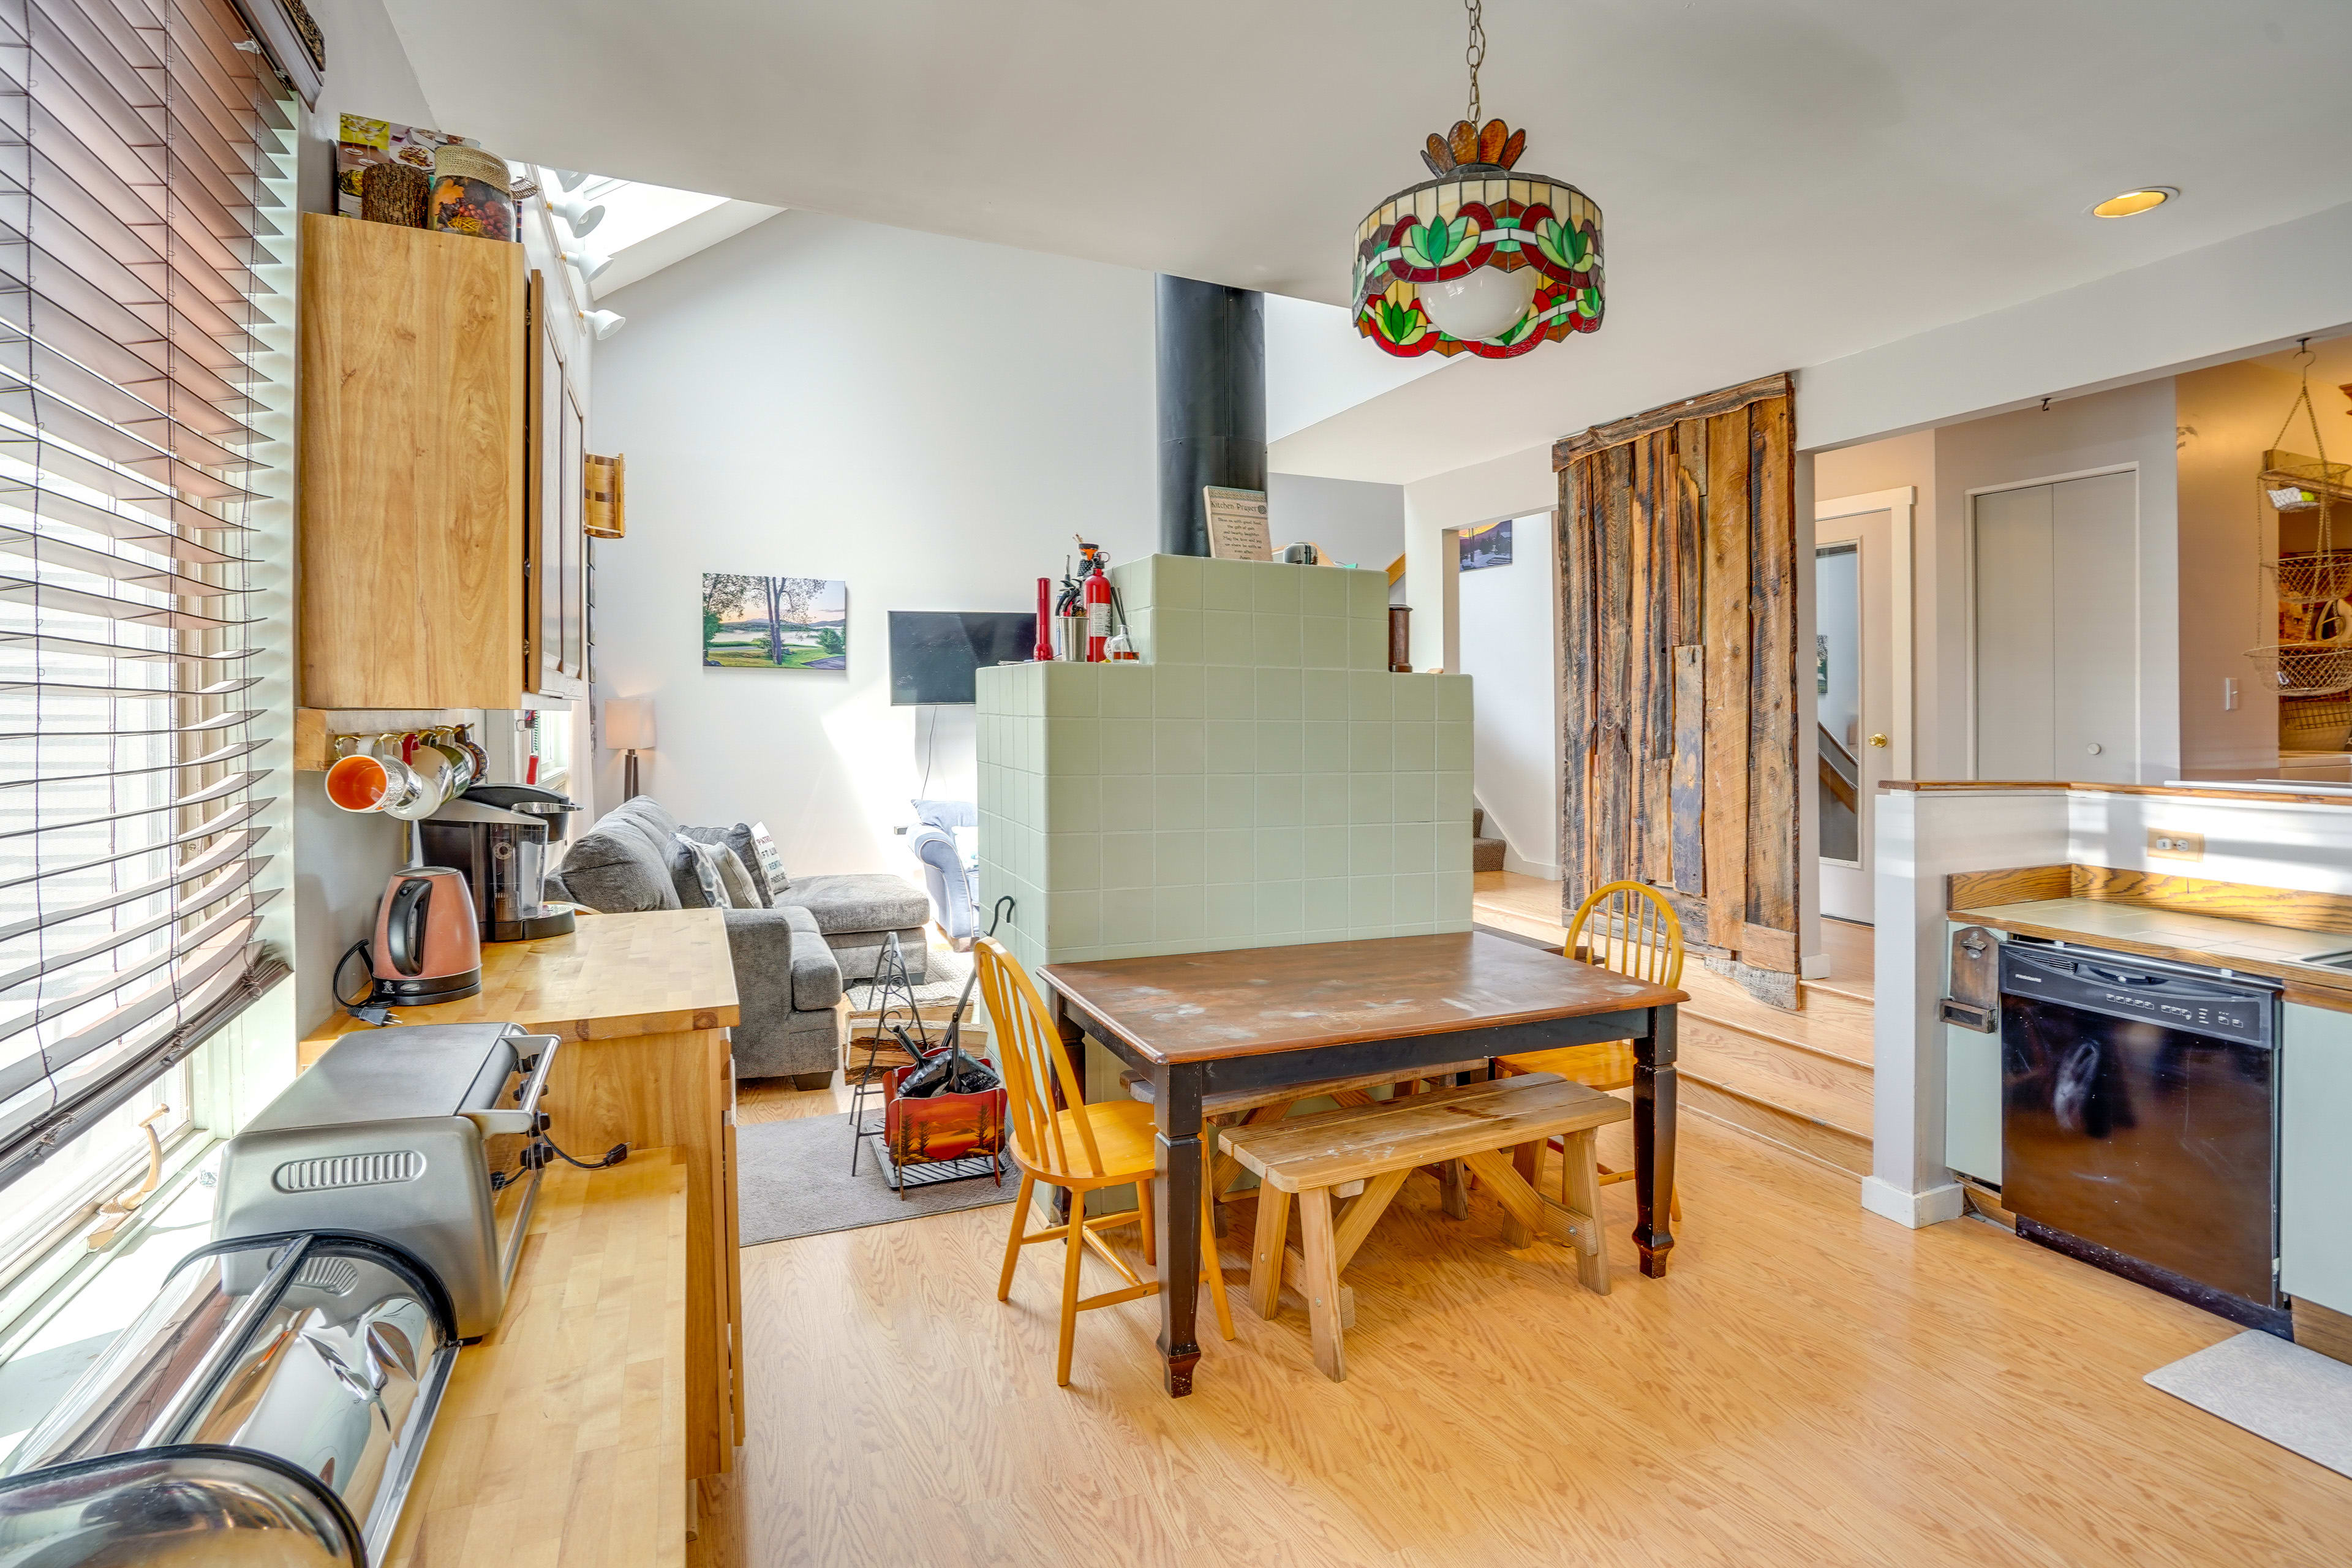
[546,797,930,1084]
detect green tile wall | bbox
[978,555,1474,971]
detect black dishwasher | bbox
[1999,940,2285,1333]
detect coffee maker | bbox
[419,784,581,943]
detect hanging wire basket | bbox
[2280,695,2352,752]
[2274,548,2352,604]
[2246,643,2352,696]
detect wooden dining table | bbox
[1040,929,1687,1396]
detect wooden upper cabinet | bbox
[300,213,526,709]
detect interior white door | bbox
[1972,472,2137,783]
[1815,510,1893,922]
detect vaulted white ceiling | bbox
[389,0,2352,481]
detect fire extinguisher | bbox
[1078,540,1112,663]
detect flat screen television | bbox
[888,611,1036,705]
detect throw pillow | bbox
[670,833,735,910]
[745,820,790,897]
[713,843,761,910]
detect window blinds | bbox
[0,0,289,1188]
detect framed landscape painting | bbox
[703,575,848,669]
[1458,518,1512,571]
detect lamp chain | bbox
[1464,0,1486,127]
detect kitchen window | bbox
[0,0,300,1443]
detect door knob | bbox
[1868,734,1888,748]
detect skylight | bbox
[534,170,783,300]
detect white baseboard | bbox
[1801,951,1831,980]
[1860,1175,1967,1229]
[1501,850,1561,881]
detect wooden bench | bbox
[1125,1060,1489,1226]
[1221,1072,1632,1381]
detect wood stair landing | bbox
[1471,872,1873,1178]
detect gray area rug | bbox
[2144,1330,2352,1478]
[736,1110,1017,1246]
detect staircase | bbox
[1469,872,1872,1178]
[1470,807,1508,873]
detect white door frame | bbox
[1815,486,1916,783]
[1961,464,2139,780]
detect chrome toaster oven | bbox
[213,1021,562,1340]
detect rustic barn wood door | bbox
[1553,372,1800,972]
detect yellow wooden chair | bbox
[1494,880,1684,1220]
[974,937,1234,1387]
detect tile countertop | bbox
[1951,896,2352,1006]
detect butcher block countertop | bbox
[303,908,740,1061]
[383,1149,688,1568]
[1951,896,2352,1011]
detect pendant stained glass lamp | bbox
[1352,1,1604,358]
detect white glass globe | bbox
[1417,266,1538,342]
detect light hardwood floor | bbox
[695,1074,2352,1566]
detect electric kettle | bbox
[369,866,483,1003]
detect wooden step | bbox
[1676,961,1873,1068]
[1679,1074,1872,1178]
[1675,1013,1871,1142]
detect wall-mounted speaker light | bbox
[548,194,606,236]
[555,168,589,192]
[582,309,626,341]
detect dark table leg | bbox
[1632,1005,1678,1278]
[1152,1061,1205,1396]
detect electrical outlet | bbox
[2148,829,2204,862]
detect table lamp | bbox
[605,698,655,797]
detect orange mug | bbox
[324,742,429,815]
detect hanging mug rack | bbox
[322,723,489,819]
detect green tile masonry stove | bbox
[974,553,1476,980]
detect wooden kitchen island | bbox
[303,909,743,1480]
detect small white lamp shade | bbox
[548,193,605,236]
[555,168,589,192]
[604,698,655,751]
[582,309,627,341]
[561,242,613,282]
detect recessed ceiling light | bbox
[2091,186,2177,219]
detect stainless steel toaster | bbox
[214,1022,562,1340]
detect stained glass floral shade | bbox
[1351,118,1604,359]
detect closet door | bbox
[1973,485,2057,778]
[1972,473,2137,783]
[2050,472,2137,783]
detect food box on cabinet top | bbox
[336,114,480,219]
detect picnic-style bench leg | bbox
[1564,1128,1611,1295]
[1439,1159,1470,1220]
[1298,1186,1346,1382]
[1250,1184,1292,1320]
[1499,1140,1544,1247]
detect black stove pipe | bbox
[1156,275,1265,557]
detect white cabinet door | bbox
[2282,1003,2352,1317]
[1972,472,2137,783]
